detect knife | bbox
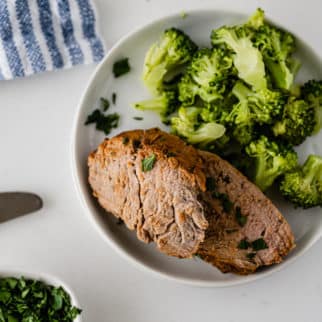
[0,192,43,223]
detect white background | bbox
[1,0,322,321]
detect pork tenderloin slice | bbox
[88,128,208,258]
[197,150,295,275]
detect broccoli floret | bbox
[272,97,316,145]
[134,89,179,122]
[231,81,285,122]
[225,81,286,145]
[246,8,265,30]
[178,48,236,105]
[211,26,267,90]
[198,89,235,121]
[171,107,226,147]
[142,28,198,94]
[251,22,299,90]
[301,80,322,134]
[232,124,257,146]
[245,135,298,191]
[280,155,322,208]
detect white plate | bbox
[0,268,82,321]
[71,9,322,287]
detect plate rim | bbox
[70,8,322,287]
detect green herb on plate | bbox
[100,97,110,111]
[85,109,120,135]
[112,92,117,104]
[133,116,144,121]
[113,58,131,78]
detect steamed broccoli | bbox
[134,89,179,122]
[230,81,285,122]
[272,97,316,145]
[280,155,322,208]
[251,20,299,90]
[211,26,267,90]
[301,80,322,134]
[245,135,298,191]
[225,81,286,145]
[178,48,236,105]
[135,15,322,211]
[199,99,233,125]
[246,8,265,30]
[142,28,197,94]
[231,124,257,146]
[171,107,226,147]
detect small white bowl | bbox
[0,268,82,321]
[71,9,322,287]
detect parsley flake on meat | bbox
[142,154,157,172]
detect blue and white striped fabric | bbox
[0,0,105,79]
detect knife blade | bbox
[0,192,43,223]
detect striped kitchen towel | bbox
[0,0,105,79]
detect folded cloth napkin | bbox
[0,0,105,79]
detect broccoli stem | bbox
[302,155,322,184]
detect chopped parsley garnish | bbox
[142,154,156,172]
[122,137,129,145]
[210,188,233,213]
[85,109,120,135]
[100,97,110,111]
[246,252,256,260]
[84,109,101,124]
[235,207,247,227]
[0,277,81,321]
[238,237,268,252]
[238,239,251,249]
[113,58,130,77]
[206,177,216,191]
[251,238,268,251]
[112,92,117,104]
[221,194,233,213]
[223,175,231,183]
[133,116,144,121]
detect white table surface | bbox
[1,0,322,321]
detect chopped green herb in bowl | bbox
[0,275,81,321]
